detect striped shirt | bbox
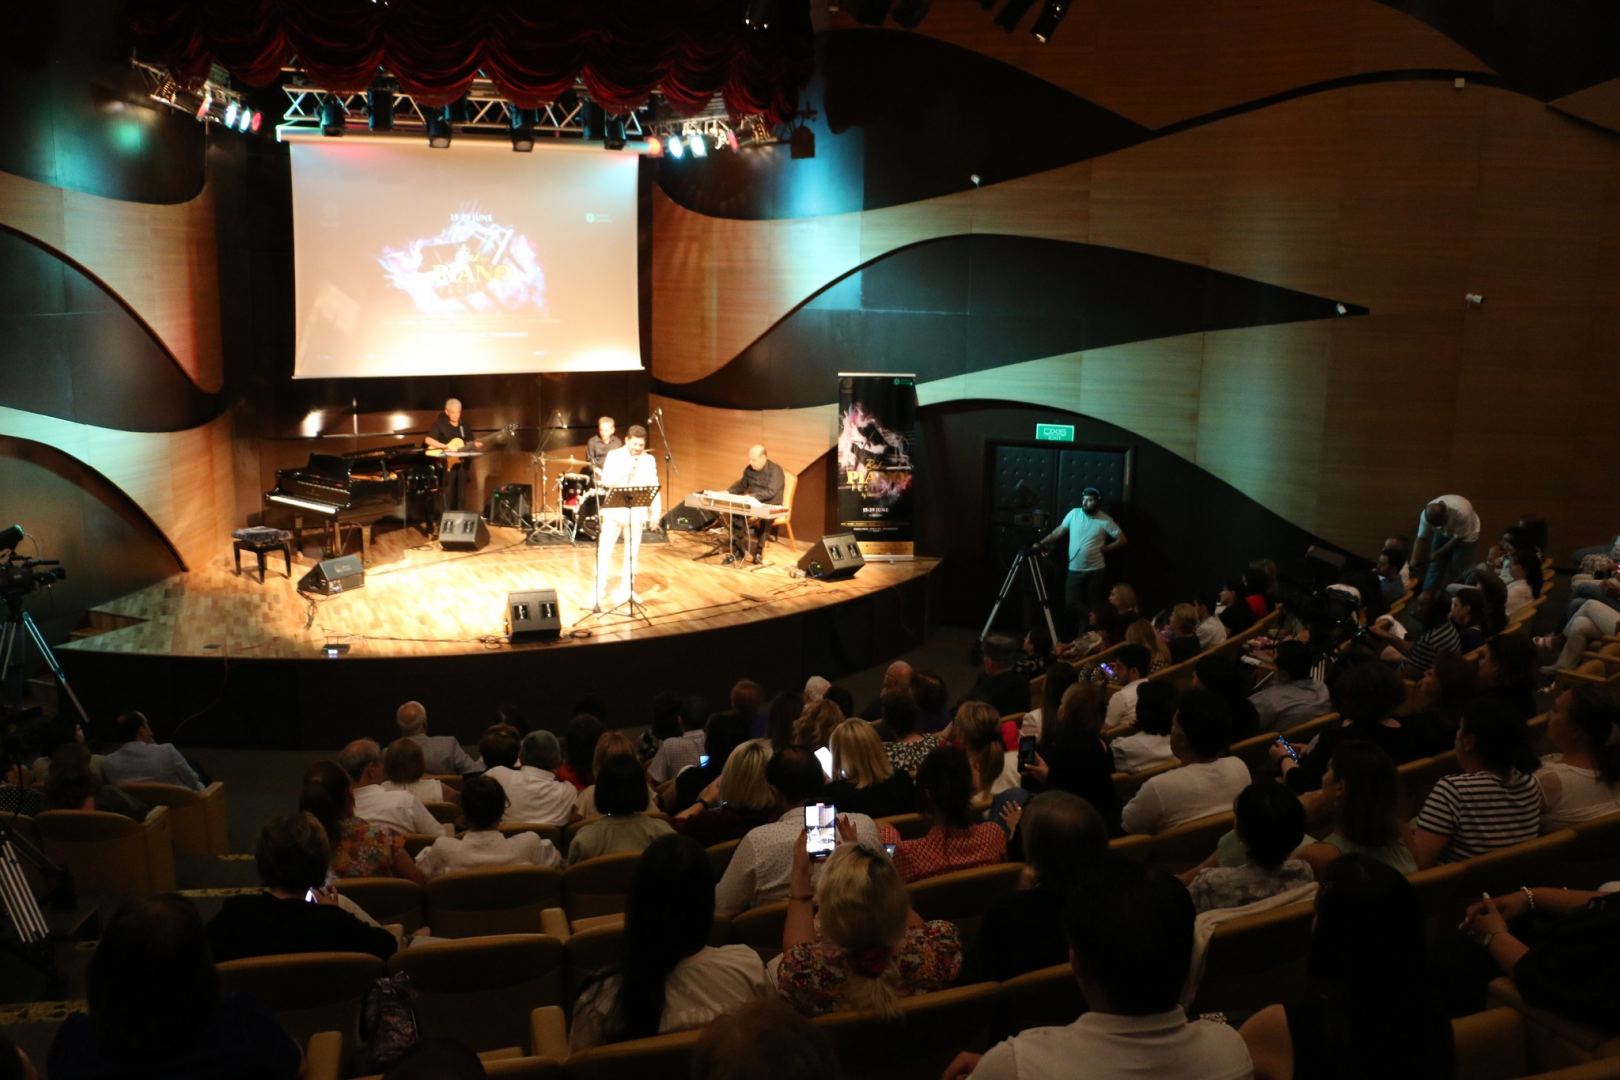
[1414,770,1542,864]
[1403,620,1460,677]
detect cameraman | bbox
[1037,488,1126,633]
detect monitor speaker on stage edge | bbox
[798,532,864,581]
[439,511,490,551]
[298,553,365,595]
[507,589,561,641]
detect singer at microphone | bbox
[586,415,623,478]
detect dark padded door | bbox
[1056,449,1130,515]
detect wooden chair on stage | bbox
[770,470,798,548]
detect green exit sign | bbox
[1035,423,1075,442]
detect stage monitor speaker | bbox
[297,553,364,596]
[439,511,490,551]
[506,589,561,641]
[798,532,864,581]
[664,505,716,532]
[488,484,532,528]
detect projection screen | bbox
[289,140,641,378]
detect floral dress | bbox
[886,734,940,776]
[776,920,962,1017]
[330,816,406,878]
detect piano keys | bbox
[264,445,439,560]
[684,490,789,520]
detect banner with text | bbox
[836,373,917,560]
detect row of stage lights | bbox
[198,91,263,134]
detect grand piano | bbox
[264,445,440,561]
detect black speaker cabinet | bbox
[297,553,365,596]
[798,532,865,581]
[488,484,532,528]
[663,505,716,532]
[438,511,490,551]
[506,589,561,641]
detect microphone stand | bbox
[649,407,677,537]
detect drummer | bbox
[586,416,622,482]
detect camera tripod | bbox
[1,595,90,731]
[979,544,1059,648]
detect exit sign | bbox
[1035,423,1075,442]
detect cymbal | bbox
[539,454,587,466]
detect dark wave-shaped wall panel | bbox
[0,229,220,431]
[657,29,1151,220]
[656,235,1365,410]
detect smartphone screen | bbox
[1017,735,1038,770]
[883,842,897,858]
[1275,734,1301,763]
[814,745,834,781]
[804,802,837,860]
[1100,662,1119,679]
[304,887,317,903]
[699,754,710,768]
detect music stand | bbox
[584,484,659,622]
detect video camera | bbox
[0,559,66,599]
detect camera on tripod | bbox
[0,558,66,598]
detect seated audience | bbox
[794,697,845,752]
[1125,619,1172,674]
[1194,591,1228,649]
[567,755,675,865]
[951,701,1012,810]
[1102,643,1151,729]
[380,737,451,805]
[578,732,656,819]
[891,747,1006,883]
[1217,575,1257,634]
[1412,697,1542,867]
[730,679,766,737]
[1192,653,1260,743]
[1544,594,1620,673]
[715,748,882,916]
[692,998,841,1080]
[669,710,751,815]
[1295,739,1415,876]
[674,739,780,846]
[822,719,915,818]
[1108,582,1141,625]
[1110,681,1179,774]
[0,760,46,818]
[50,895,302,1079]
[207,813,397,962]
[1503,547,1541,618]
[1015,626,1054,677]
[824,685,855,721]
[647,701,707,785]
[946,859,1250,1080]
[570,835,769,1049]
[486,730,578,825]
[803,675,831,707]
[416,774,560,879]
[97,710,203,790]
[555,713,606,790]
[1404,650,1480,756]
[1251,641,1331,735]
[1448,586,1488,653]
[881,691,939,775]
[1370,589,1459,677]
[1008,659,1077,746]
[1187,784,1311,914]
[1479,632,1538,719]
[1059,604,1122,661]
[1376,548,1407,607]
[1276,661,1417,794]
[1536,685,1620,829]
[396,700,479,775]
[1121,689,1247,835]
[913,670,952,734]
[299,760,422,882]
[858,661,914,721]
[43,743,148,821]
[778,835,961,1017]
[961,791,1109,984]
[339,738,447,837]
[639,692,687,764]
[1022,681,1122,833]
[1239,855,1452,1080]
[765,690,803,750]
[1167,603,1204,664]
[964,633,1031,717]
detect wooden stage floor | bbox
[61,524,941,662]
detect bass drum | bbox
[560,474,599,540]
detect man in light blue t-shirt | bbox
[1038,487,1126,631]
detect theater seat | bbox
[217,951,385,1052]
[117,781,229,857]
[814,982,998,1080]
[390,933,565,1053]
[424,865,563,938]
[1487,977,1620,1072]
[562,851,642,923]
[1452,1006,1530,1080]
[334,877,424,934]
[905,862,1024,940]
[991,963,1086,1041]
[36,807,175,897]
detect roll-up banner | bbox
[835,373,917,561]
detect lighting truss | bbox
[132,58,261,133]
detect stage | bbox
[56,523,941,748]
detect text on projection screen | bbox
[290,141,640,378]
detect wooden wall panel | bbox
[648,394,835,516]
[1075,337,1206,461]
[1550,78,1620,134]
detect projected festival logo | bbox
[376,209,547,315]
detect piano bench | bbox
[233,530,294,583]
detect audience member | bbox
[1277,661,1416,794]
[1193,591,1228,649]
[1120,689,1246,835]
[207,814,398,962]
[777,837,961,1017]
[1251,641,1331,735]
[1186,784,1311,913]
[1022,681,1122,833]
[339,738,447,837]
[567,755,675,865]
[1404,650,1481,755]
[556,713,606,790]
[1110,681,1179,774]
[730,679,766,735]
[381,737,450,805]
[50,895,302,1079]
[803,675,831,707]
[1015,626,1053,677]
[670,710,751,814]
[858,661,914,721]
[823,685,856,722]
[299,760,422,881]
[1011,658,1077,745]
[647,701,708,785]
[1295,739,1415,876]
[578,732,656,819]
[1412,697,1541,867]
[1109,583,1141,624]
[1102,644,1151,729]
[1059,604,1121,661]
[951,701,1011,812]
[691,998,841,1080]
[883,687,940,775]
[1480,632,1538,719]
[965,634,1032,718]
[43,743,148,821]
[1167,604,1204,664]
[1376,548,1407,607]
[1411,493,1481,593]
[714,748,881,916]
[1124,620,1172,676]
[961,791,1109,984]
[1192,653,1260,743]
[891,747,1006,883]
[913,670,952,734]
[1448,586,1488,653]
[640,693,686,763]
[1371,589,1459,677]
[98,710,203,790]
[1536,686,1620,829]
[822,719,915,818]
[571,835,770,1050]
[1239,855,1452,1080]
[0,760,46,819]
[765,690,803,751]
[1543,594,1620,674]
[946,859,1250,1080]
[1503,547,1541,617]
[674,740,779,846]
[416,774,560,879]
[486,731,578,825]
[793,698,845,752]
[396,700,479,775]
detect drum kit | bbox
[528,453,602,542]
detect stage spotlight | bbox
[195,89,212,121]
[367,86,394,131]
[687,132,707,157]
[666,132,685,159]
[993,0,1038,31]
[892,0,932,27]
[224,101,238,127]
[743,0,783,28]
[603,115,626,150]
[509,106,535,152]
[1030,0,1068,42]
[426,108,452,149]
[789,125,815,159]
[646,134,664,157]
[320,97,346,136]
[237,105,253,132]
[250,109,263,133]
[726,129,739,151]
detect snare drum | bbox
[559,473,591,510]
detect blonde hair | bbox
[950,701,1004,812]
[383,737,426,784]
[794,699,844,749]
[1124,619,1170,666]
[717,740,774,811]
[1111,583,1138,612]
[592,731,638,779]
[1052,681,1108,740]
[814,844,911,1018]
[828,720,894,788]
[1170,603,1199,636]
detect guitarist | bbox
[426,398,484,511]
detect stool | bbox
[232,528,294,583]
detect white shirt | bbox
[352,784,449,836]
[415,829,561,880]
[381,778,446,804]
[598,445,661,522]
[485,764,578,825]
[1536,755,1620,830]
[1111,732,1175,774]
[1121,757,1250,836]
[647,729,706,785]
[970,1008,1253,1080]
[1195,616,1228,650]
[1504,578,1533,617]
[714,808,881,917]
[569,945,771,1051]
[1416,494,1480,543]
[1105,678,1148,729]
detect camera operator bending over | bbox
[1037,487,1126,630]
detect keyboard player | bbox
[726,444,785,565]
